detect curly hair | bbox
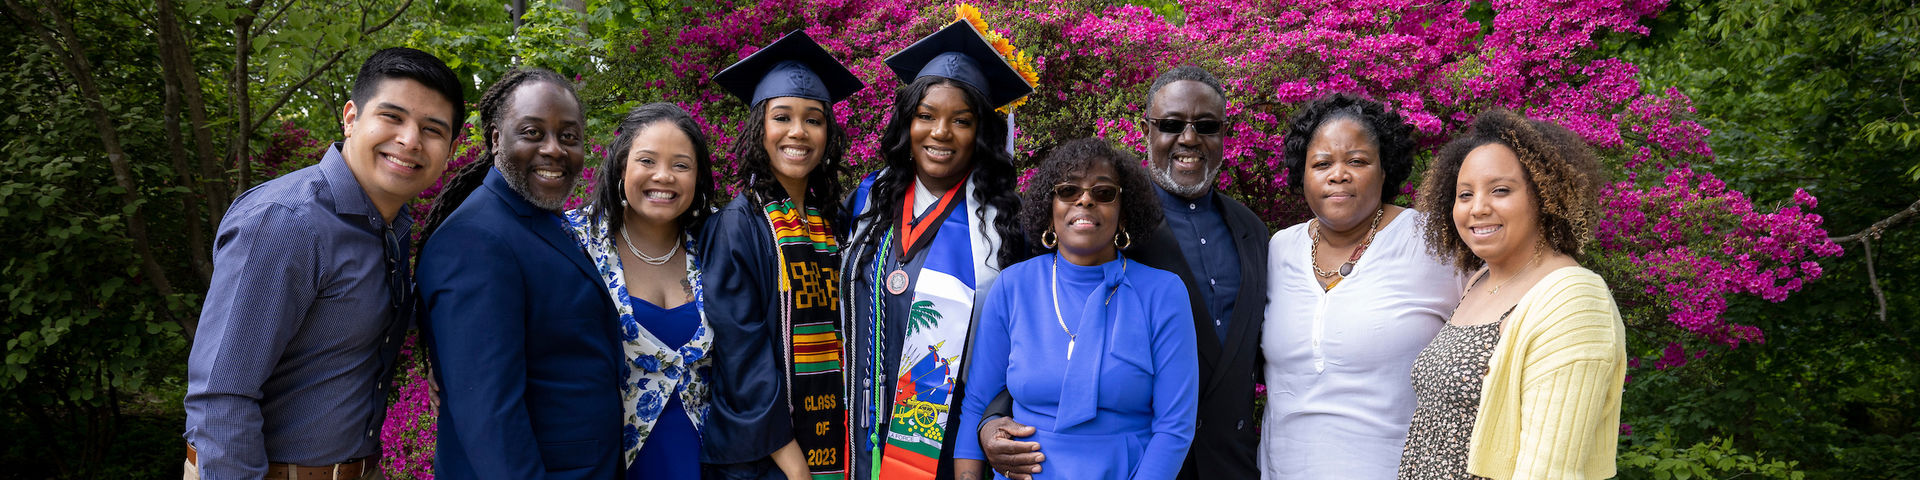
[420,68,576,241]
[1416,109,1603,273]
[1019,138,1163,253]
[1281,93,1417,203]
[850,76,1028,269]
[590,102,715,241]
[728,98,850,227]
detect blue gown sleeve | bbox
[1133,269,1199,479]
[953,270,1017,461]
[417,220,547,479]
[698,199,795,468]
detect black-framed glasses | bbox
[1052,183,1123,203]
[1145,117,1225,136]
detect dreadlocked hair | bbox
[851,76,1029,270]
[420,67,576,241]
[728,98,850,231]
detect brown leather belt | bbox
[187,444,373,479]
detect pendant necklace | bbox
[620,224,678,265]
[1309,207,1385,288]
[1051,254,1126,360]
[1051,254,1078,359]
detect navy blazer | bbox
[418,168,623,480]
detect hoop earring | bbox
[1041,230,1058,249]
[1114,230,1132,249]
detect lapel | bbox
[483,168,602,285]
[1140,219,1221,373]
[1208,192,1268,392]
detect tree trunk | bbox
[3,0,180,322]
[231,1,262,195]
[155,0,230,237]
[153,0,214,286]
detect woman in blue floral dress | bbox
[567,102,718,480]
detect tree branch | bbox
[1829,197,1920,243]
[250,0,297,39]
[248,0,413,129]
[360,0,412,36]
[252,48,346,128]
[1864,239,1887,322]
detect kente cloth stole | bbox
[762,198,853,479]
[870,191,980,480]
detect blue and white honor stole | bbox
[845,170,1002,476]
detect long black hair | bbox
[419,68,576,241]
[591,102,715,241]
[851,76,1028,269]
[729,98,850,228]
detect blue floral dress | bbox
[566,208,714,479]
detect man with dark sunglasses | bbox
[976,65,1269,480]
[183,48,463,480]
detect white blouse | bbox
[1258,209,1467,479]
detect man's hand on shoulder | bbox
[979,416,1043,479]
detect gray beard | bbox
[496,151,577,212]
[1151,158,1218,199]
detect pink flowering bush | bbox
[620,0,1839,341]
[381,333,436,479]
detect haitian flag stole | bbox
[763,197,853,479]
[877,179,1001,479]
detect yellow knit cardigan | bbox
[1466,266,1627,479]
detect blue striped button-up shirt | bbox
[183,143,411,479]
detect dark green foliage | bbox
[1608,0,1920,477]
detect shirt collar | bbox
[319,142,393,228]
[1154,183,1218,215]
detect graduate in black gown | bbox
[698,31,866,480]
[838,17,1036,480]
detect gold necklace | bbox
[1473,247,1544,296]
[1309,207,1385,279]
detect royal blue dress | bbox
[954,254,1200,479]
[629,295,702,480]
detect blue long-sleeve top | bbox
[955,254,1199,479]
[183,143,410,480]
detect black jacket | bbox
[1127,190,1268,480]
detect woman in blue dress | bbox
[699,30,866,480]
[565,102,716,480]
[954,138,1200,479]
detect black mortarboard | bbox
[884,20,1035,108]
[712,30,865,106]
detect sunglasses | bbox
[1145,117,1225,136]
[1052,183,1123,203]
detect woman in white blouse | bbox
[1260,94,1466,479]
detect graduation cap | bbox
[712,30,865,106]
[884,20,1036,109]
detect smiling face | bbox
[340,78,456,217]
[760,96,828,192]
[493,81,585,211]
[909,84,979,191]
[1051,160,1122,266]
[622,122,698,231]
[1452,143,1544,266]
[1301,117,1386,232]
[1143,80,1226,199]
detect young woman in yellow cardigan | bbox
[1399,109,1628,479]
